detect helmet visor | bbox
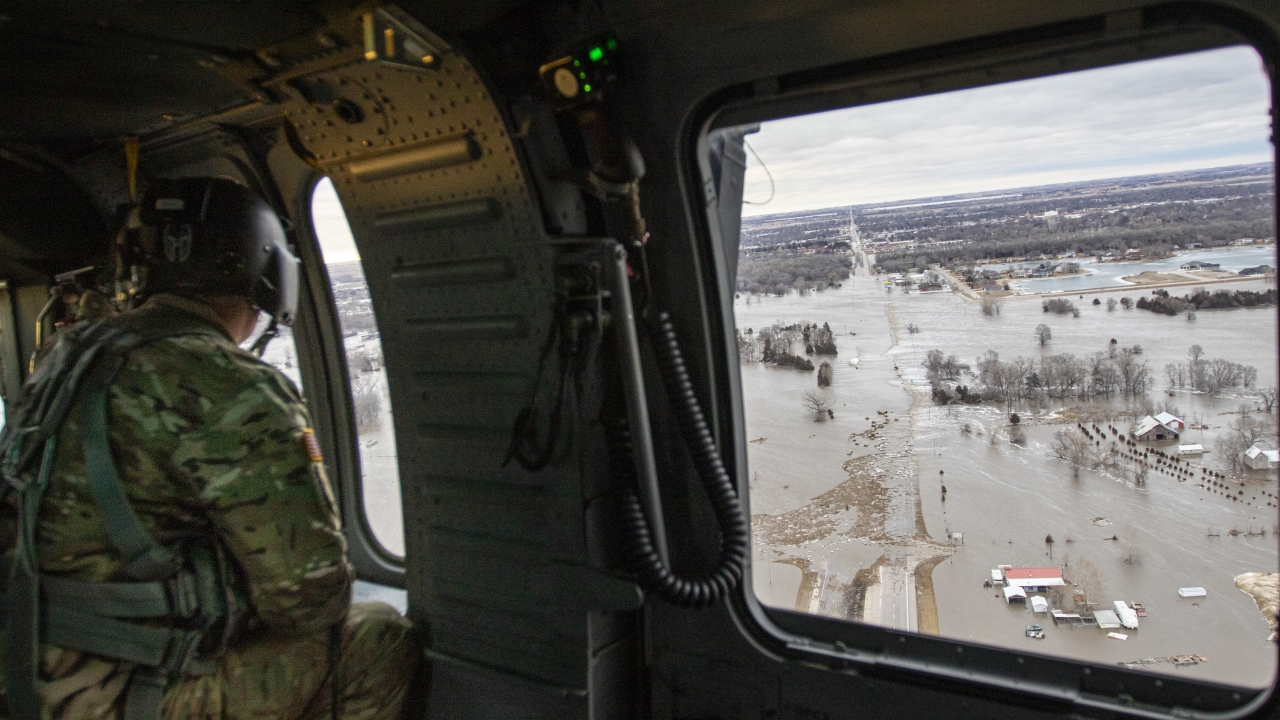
[255,238,300,326]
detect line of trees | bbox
[736,255,852,295]
[927,342,1157,404]
[737,322,814,370]
[1162,344,1258,392]
[1137,288,1277,316]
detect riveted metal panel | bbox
[284,48,591,699]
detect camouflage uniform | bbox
[1,294,420,719]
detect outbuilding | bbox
[1003,586,1027,603]
[1093,610,1122,629]
[1154,412,1185,432]
[1177,444,1205,456]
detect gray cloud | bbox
[741,46,1273,216]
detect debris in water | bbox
[749,437,768,444]
[1092,518,1112,527]
[1107,632,1128,640]
[1118,655,1208,669]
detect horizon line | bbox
[742,159,1276,222]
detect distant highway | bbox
[849,209,872,278]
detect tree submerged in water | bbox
[804,322,839,355]
[1138,287,1277,315]
[737,320,830,370]
[802,389,834,420]
[817,361,833,387]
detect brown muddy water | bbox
[737,274,1279,688]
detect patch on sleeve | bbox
[302,428,324,462]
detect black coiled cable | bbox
[620,311,749,608]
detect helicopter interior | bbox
[0,1,1276,718]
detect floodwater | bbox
[736,273,1280,687]
[1000,246,1275,294]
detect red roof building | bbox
[1003,568,1065,588]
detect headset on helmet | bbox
[130,177,299,327]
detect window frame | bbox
[685,6,1280,717]
[295,172,405,584]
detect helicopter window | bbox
[311,176,404,557]
[729,45,1276,688]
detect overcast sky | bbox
[741,45,1274,216]
[312,176,360,264]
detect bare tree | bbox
[1106,297,1118,311]
[1051,429,1097,476]
[1119,521,1142,564]
[1259,387,1278,414]
[350,373,383,429]
[980,296,1004,316]
[1035,324,1052,346]
[737,330,762,363]
[1072,557,1105,611]
[802,389,833,419]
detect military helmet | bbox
[133,177,299,325]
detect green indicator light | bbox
[588,46,603,61]
[583,84,592,92]
[579,72,586,79]
[573,59,580,67]
[606,38,618,50]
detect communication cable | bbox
[618,312,749,608]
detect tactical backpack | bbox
[0,303,247,720]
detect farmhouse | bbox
[1243,444,1280,470]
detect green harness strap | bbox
[2,306,231,720]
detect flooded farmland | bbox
[737,263,1279,687]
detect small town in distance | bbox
[737,162,1278,686]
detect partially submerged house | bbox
[1243,444,1280,470]
[1131,415,1180,442]
[1180,260,1222,271]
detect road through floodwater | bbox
[737,271,1279,687]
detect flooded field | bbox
[737,272,1279,687]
